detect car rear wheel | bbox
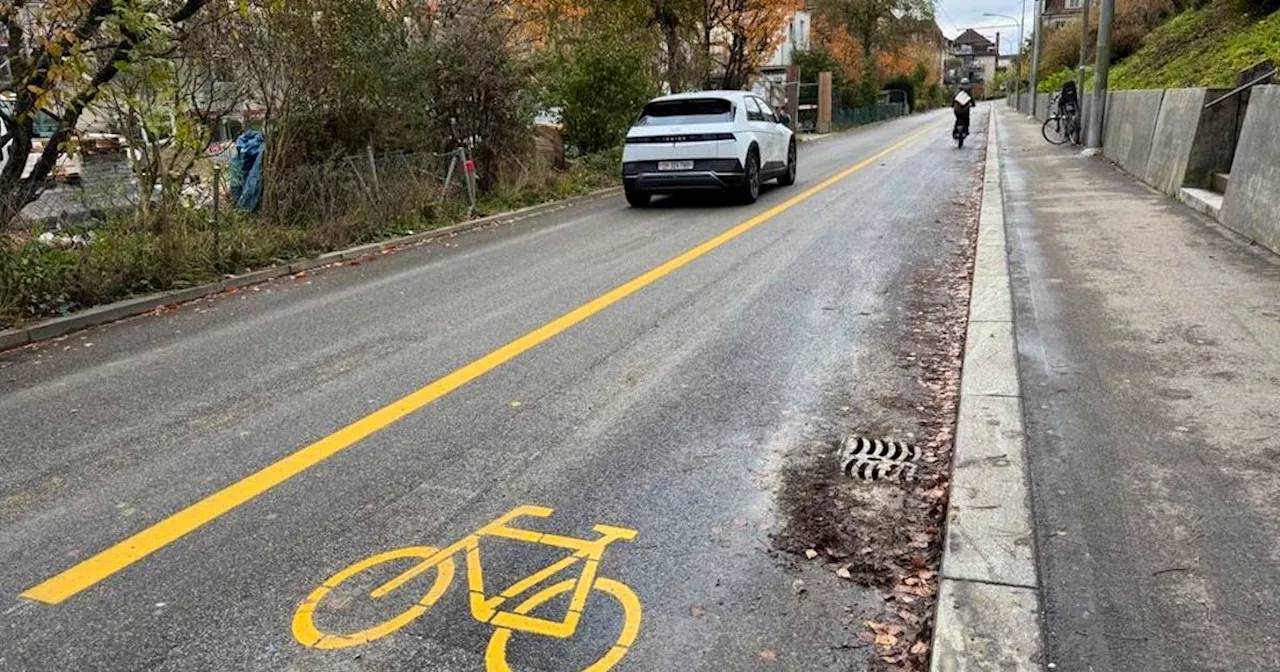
[737,150,761,205]
[625,185,650,208]
[777,141,797,187]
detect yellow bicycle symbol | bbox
[292,505,641,672]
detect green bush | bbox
[559,11,657,155]
[1110,2,1280,88]
[0,150,623,330]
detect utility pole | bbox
[1020,0,1028,111]
[1079,0,1092,94]
[1086,0,1115,149]
[1029,0,1044,116]
[984,12,1025,110]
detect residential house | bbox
[1044,0,1088,29]
[946,29,998,97]
[752,10,812,108]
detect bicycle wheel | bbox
[1042,116,1069,145]
[293,546,456,650]
[485,577,642,672]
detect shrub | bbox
[559,13,658,155]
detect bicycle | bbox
[292,505,641,672]
[952,119,969,149]
[1042,92,1082,146]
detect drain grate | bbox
[840,437,920,482]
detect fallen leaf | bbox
[690,605,706,617]
[804,549,819,559]
[836,566,852,580]
[509,401,522,408]
[759,649,778,662]
[911,640,930,655]
[874,633,898,648]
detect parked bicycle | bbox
[292,505,641,672]
[1042,81,1082,146]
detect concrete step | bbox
[1180,187,1224,220]
[1211,172,1230,194]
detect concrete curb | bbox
[931,108,1045,671]
[0,186,622,353]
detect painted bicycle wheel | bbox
[485,578,642,672]
[293,546,456,650]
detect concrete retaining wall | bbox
[1102,89,1165,177]
[1140,88,1238,196]
[1142,88,1208,195]
[1221,85,1280,254]
[1034,93,1051,121]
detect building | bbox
[1044,0,1088,29]
[752,10,812,109]
[763,10,812,73]
[946,29,998,97]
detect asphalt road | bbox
[0,107,984,672]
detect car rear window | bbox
[636,99,734,126]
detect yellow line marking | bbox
[21,124,938,605]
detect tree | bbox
[559,6,658,153]
[0,0,213,225]
[703,0,802,90]
[814,0,935,103]
[100,10,246,225]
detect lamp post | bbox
[984,12,1024,109]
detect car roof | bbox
[647,91,751,104]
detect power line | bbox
[936,0,960,36]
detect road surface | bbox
[0,107,984,671]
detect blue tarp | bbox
[230,130,264,213]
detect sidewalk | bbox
[996,105,1280,671]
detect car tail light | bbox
[625,133,736,144]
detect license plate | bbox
[658,160,694,171]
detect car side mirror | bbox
[778,113,792,127]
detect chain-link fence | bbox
[264,147,477,230]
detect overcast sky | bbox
[935,0,1032,56]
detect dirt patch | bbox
[773,153,984,670]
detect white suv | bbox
[622,91,797,207]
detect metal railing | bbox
[1204,68,1277,109]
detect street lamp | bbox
[984,12,1024,107]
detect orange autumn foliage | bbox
[707,0,805,88]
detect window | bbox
[754,97,777,123]
[636,99,735,126]
[1066,0,1084,8]
[744,97,766,122]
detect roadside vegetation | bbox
[1034,0,1280,91]
[1,0,941,329]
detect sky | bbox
[935,0,1032,57]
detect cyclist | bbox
[952,78,976,140]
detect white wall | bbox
[765,11,811,69]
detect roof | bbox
[650,90,751,103]
[952,29,995,47]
